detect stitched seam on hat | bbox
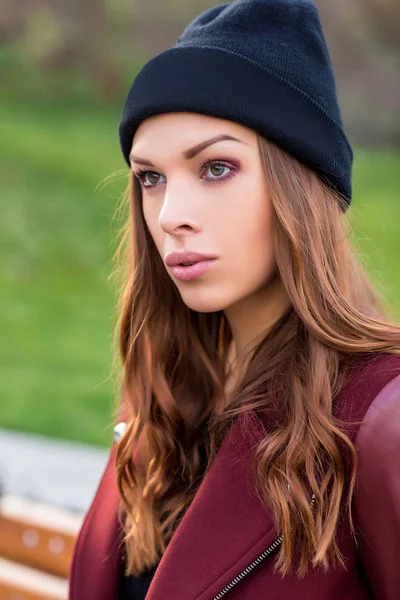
[173,43,350,148]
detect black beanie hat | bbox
[119,0,354,208]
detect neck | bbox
[223,273,291,376]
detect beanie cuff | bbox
[119,45,353,205]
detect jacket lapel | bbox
[69,443,124,600]
[70,407,279,600]
[70,352,400,600]
[146,411,279,600]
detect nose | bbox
[158,179,202,235]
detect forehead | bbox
[131,112,257,151]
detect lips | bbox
[165,251,217,267]
[169,259,217,281]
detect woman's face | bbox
[129,112,276,314]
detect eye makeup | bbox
[133,158,240,190]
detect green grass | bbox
[0,99,128,446]
[1,98,399,447]
[350,149,400,317]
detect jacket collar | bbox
[70,408,279,600]
[146,410,278,600]
[69,443,124,600]
[145,353,400,599]
[70,352,400,600]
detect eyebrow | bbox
[129,134,247,166]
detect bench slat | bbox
[0,557,68,600]
[0,496,82,579]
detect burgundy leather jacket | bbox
[69,352,400,599]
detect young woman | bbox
[69,1,400,599]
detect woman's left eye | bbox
[134,160,235,189]
[204,162,232,180]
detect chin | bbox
[177,287,232,314]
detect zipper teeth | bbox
[213,494,316,599]
[213,535,283,600]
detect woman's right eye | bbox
[135,170,166,188]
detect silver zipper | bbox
[213,494,315,599]
[213,534,283,599]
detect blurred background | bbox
[1,0,399,450]
[0,3,399,594]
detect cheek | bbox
[241,218,275,281]
[224,187,275,277]
[143,202,161,240]
[142,200,153,231]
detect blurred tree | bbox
[75,0,122,101]
[1,0,399,141]
[361,0,400,54]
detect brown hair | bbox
[111,134,400,578]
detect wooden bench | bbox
[0,496,83,600]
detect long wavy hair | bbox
[110,133,400,578]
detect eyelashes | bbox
[133,159,238,189]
